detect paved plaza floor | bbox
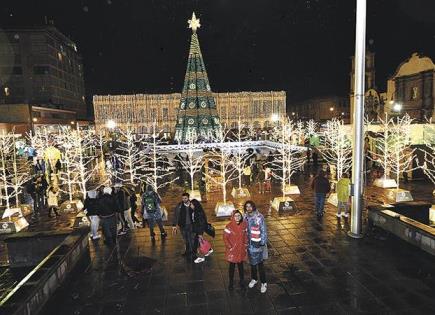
[38,174,435,315]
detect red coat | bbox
[223,214,248,263]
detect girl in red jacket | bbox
[223,210,248,290]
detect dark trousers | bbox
[33,194,44,216]
[229,262,244,284]
[131,206,140,223]
[251,262,266,283]
[180,224,195,254]
[100,215,117,246]
[314,193,326,215]
[48,206,59,216]
[149,216,165,236]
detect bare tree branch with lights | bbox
[368,113,395,182]
[206,125,238,204]
[142,122,177,195]
[176,130,204,191]
[388,114,417,190]
[231,119,254,191]
[269,118,306,197]
[115,126,147,185]
[320,118,352,181]
[57,127,79,202]
[421,120,435,185]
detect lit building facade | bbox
[93,91,286,133]
[385,53,435,120]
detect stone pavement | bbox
[40,174,435,315]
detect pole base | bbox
[347,231,364,239]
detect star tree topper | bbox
[188,12,201,33]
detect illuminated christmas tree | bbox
[174,12,221,142]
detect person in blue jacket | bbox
[244,200,268,293]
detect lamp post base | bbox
[347,231,364,239]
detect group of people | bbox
[311,169,351,219]
[83,183,168,246]
[25,174,62,220]
[172,194,269,293]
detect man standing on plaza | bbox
[336,173,351,218]
[142,185,167,240]
[98,187,118,247]
[311,169,330,219]
[172,192,195,258]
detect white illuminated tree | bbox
[368,114,395,181]
[321,118,352,180]
[388,114,417,190]
[231,120,254,190]
[71,128,99,198]
[115,126,146,185]
[176,130,204,191]
[269,118,306,197]
[10,135,31,207]
[421,120,435,184]
[306,119,318,138]
[0,132,15,210]
[143,122,177,195]
[206,125,238,204]
[57,128,78,202]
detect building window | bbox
[162,107,169,121]
[33,65,49,75]
[151,108,157,121]
[411,87,418,100]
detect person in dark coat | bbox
[224,210,248,290]
[172,192,195,258]
[190,199,212,263]
[311,169,331,218]
[141,185,167,240]
[97,187,118,246]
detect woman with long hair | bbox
[190,198,213,263]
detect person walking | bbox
[47,186,60,217]
[142,185,167,240]
[311,169,331,219]
[190,199,213,263]
[336,173,350,218]
[243,163,252,187]
[84,190,101,240]
[129,186,141,228]
[224,210,248,290]
[172,192,195,258]
[113,183,135,234]
[244,201,268,293]
[98,187,118,247]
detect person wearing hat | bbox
[98,186,118,246]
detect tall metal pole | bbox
[349,0,366,238]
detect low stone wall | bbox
[4,230,71,268]
[368,205,435,256]
[0,227,89,315]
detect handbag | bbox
[204,223,215,238]
[198,236,212,255]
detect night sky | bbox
[2,0,435,110]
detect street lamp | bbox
[106,119,116,129]
[271,113,279,122]
[329,107,334,112]
[32,117,38,123]
[393,103,402,112]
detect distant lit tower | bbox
[174,12,221,142]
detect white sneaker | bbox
[248,279,258,288]
[261,283,267,293]
[194,257,205,264]
[336,213,341,218]
[204,249,214,257]
[343,213,349,218]
[92,235,101,240]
